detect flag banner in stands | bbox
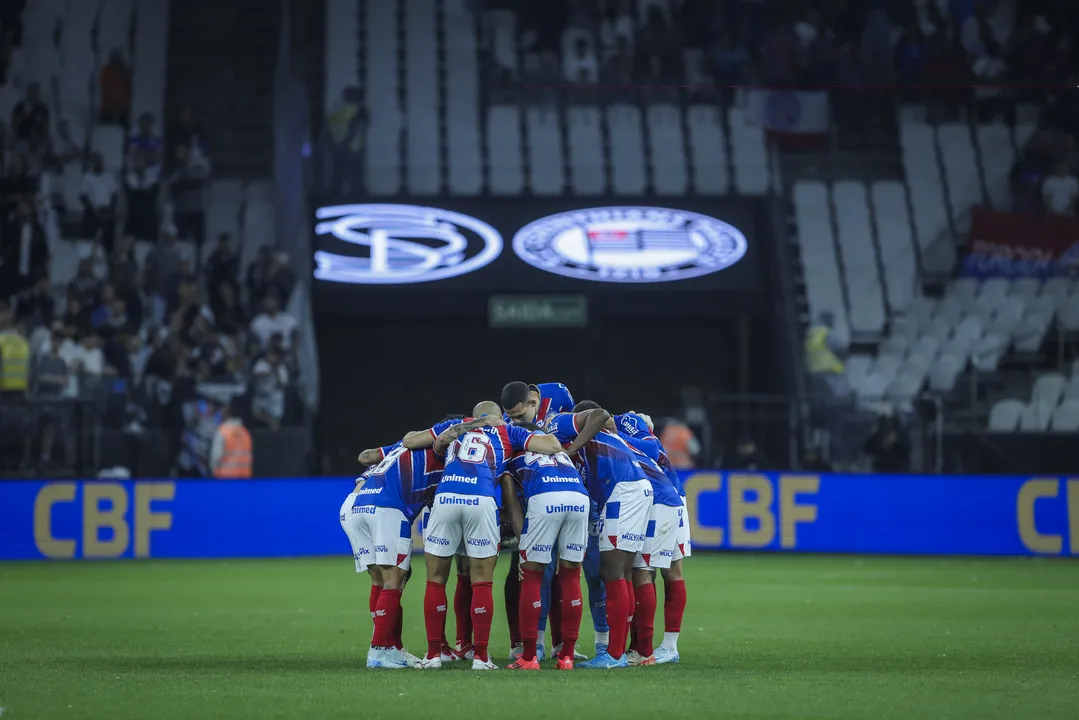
[740,88,830,140]
[2,473,1075,560]
[961,208,1079,278]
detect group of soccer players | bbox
[339,381,690,671]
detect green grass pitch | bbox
[1,553,1078,719]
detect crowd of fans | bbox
[0,3,301,475]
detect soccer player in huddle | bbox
[542,400,654,669]
[404,401,563,670]
[501,421,590,670]
[616,412,689,663]
[615,412,685,665]
[500,381,578,661]
[344,427,456,668]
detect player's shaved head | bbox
[573,399,601,412]
[473,400,502,418]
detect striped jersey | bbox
[542,411,647,504]
[436,424,540,503]
[352,443,445,521]
[615,413,686,499]
[505,448,588,502]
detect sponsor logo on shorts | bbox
[565,543,584,552]
[659,549,674,558]
[428,536,451,546]
[352,505,377,514]
[440,495,481,506]
[467,537,493,547]
[621,533,646,542]
[375,545,389,553]
[546,503,586,514]
[441,474,478,485]
[643,489,652,497]
[530,544,553,553]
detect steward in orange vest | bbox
[210,410,253,478]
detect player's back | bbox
[534,382,575,422]
[360,444,445,521]
[623,437,683,508]
[615,414,684,504]
[544,412,646,504]
[437,425,532,499]
[506,449,588,502]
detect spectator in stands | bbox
[3,197,48,295]
[33,332,70,467]
[51,119,83,169]
[1,154,38,213]
[724,438,769,471]
[167,143,212,251]
[210,402,253,478]
[143,228,183,324]
[710,30,750,89]
[14,124,48,179]
[563,37,599,84]
[12,81,48,141]
[251,346,289,431]
[128,113,164,171]
[250,294,297,351]
[170,107,208,160]
[79,152,118,249]
[325,86,365,195]
[893,24,926,91]
[802,445,833,472]
[14,275,54,331]
[205,232,239,303]
[110,233,138,285]
[246,246,295,309]
[603,36,636,88]
[123,151,161,242]
[1042,163,1078,216]
[863,413,911,473]
[598,0,634,61]
[98,48,131,126]
[805,311,849,399]
[211,280,246,337]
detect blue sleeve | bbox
[615,413,649,438]
[557,384,575,412]
[379,444,398,458]
[506,424,535,452]
[624,432,662,462]
[427,418,463,439]
[545,413,579,444]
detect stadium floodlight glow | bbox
[313,204,504,284]
[511,206,748,283]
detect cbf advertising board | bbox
[1,473,1076,561]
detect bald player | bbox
[404,401,563,670]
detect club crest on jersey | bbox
[512,206,748,283]
[313,204,503,285]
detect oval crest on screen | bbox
[511,206,748,283]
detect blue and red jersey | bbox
[504,448,588,502]
[615,413,686,499]
[503,382,575,424]
[436,424,540,503]
[352,442,445,521]
[542,411,647,504]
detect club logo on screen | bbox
[512,207,747,283]
[313,204,503,284]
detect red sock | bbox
[519,569,544,660]
[423,581,448,659]
[505,567,521,646]
[454,574,473,647]
[634,582,657,656]
[369,585,382,621]
[557,567,583,660]
[372,588,401,648]
[549,570,563,648]
[604,579,629,660]
[664,579,687,633]
[471,581,495,663]
[393,598,404,649]
[626,581,637,654]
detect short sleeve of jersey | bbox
[544,412,580,444]
[427,418,464,440]
[378,443,398,459]
[505,424,537,452]
[615,413,650,438]
[552,383,574,411]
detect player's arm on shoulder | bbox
[429,416,495,453]
[357,448,382,465]
[499,473,524,540]
[402,429,436,450]
[563,408,611,456]
[520,426,562,455]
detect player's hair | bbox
[439,413,467,422]
[516,421,543,432]
[500,381,531,409]
[473,400,502,418]
[572,399,601,412]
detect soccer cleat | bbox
[417,655,443,670]
[472,658,499,671]
[553,642,588,661]
[506,657,541,671]
[400,649,422,668]
[594,642,608,657]
[441,644,463,662]
[654,647,680,665]
[366,648,409,669]
[453,642,475,661]
[626,650,656,666]
[555,656,574,671]
[577,650,629,669]
[508,642,524,661]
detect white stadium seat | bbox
[1019,401,1054,432]
[566,106,606,195]
[1032,373,1066,408]
[870,181,917,313]
[936,123,981,224]
[524,107,565,195]
[646,104,688,195]
[794,181,846,327]
[1050,400,1079,432]
[727,106,768,194]
[487,106,524,195]
[605,104,647,195]
[987,399,1024,431]
[444,0,482,195]
[686,105,729,195]
[975,123,1015,210]
[833,181,885,335]
[900,122,951,273]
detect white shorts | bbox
[420,506,467,558]
[520,491,589,565]
[598,479,653,554]
[423,493,500,559]
[673,495,692,560]
[340,492,366,571]
[634,502,682,570]
[348,504,413,572]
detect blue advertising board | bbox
[0,472,1076,560]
